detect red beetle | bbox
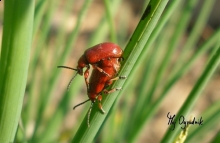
[58,42,126,126]
[59,42,123,90]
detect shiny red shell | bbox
[77,42,122,74]
[85,42,122,63]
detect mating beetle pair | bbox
[58,42,126,126]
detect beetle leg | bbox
[109,76,127,81]
[104,76,126,94]
[103,87,122,94]
[84,65,90,89]
[93,65,110,77]
[105,76,127,86]
[97,95,105,113]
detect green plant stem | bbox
[88,0,121,46]
[0,0,34,142]
[172,0,216,75]
[71,0,169,142]
[120,0,181,127]
[131,29,219,142]
[103,0,117,42]
[160,29,220,100]
[145,0,199,105]
[30,0,92,141]
[33,0,47,36]
[161,46,220,142]
[25,0,59,128]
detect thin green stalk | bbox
[161,46,220,142]
[129,38,160,128]
[38,0,122,142]
[114,82,137,143]
[160,29,220,100]
[30,0,59,74]
[37,76,83,142]
[72,0,169,142]
[33,0,47,37]
[172,0,216,75]
[133,22,173,115]
[125,29,219,142]
[124,0,198,141]
[130,0,182,68]
[127,27,220,142]
[88,0,121,46]
[135,29,219,141]
[0,0,34,142]
[16,120,27,143]
[54,0,75,63]
[119,0,182,128]
[34,0,78,141]
[183,0,215,50]
[145,0,199,105]
[103,0,117,42]
[25,0,59,128]
[30,0,93,141]
[110,0,181,112]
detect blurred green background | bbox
[0,0,219,142]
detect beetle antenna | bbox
[57,66,79,91]
[67,72,78,91]
[57,66,78,71]
[73,99,90,110]
[87,102,94,127]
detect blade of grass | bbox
[161,46,220,142]
[16,120,27,143]
[171,0,216,75]
[37,76,83,142]
[160,29,220,100]
[88,0,122,46]
[105,4,182,134]
[104,2,182,139]
[71,0,170,142]
[38,0,122,141]
[103,0,117,42]
[53,0,76,66]
[119,0,182,126]
[125,0,199,141]
[145,0,199,106]
[0,0,34,142]
[127,29,220,142]
[130,29,220,142]
[33,0,47,37]
[30,0,93,141]
[24,0,59,128]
